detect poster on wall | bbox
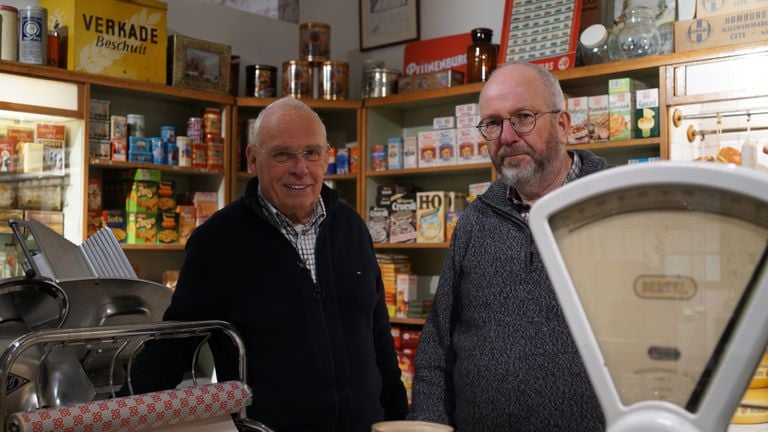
[499,0,582,72]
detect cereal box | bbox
[86,210,105,237]
[36,124,66,174]
[388,193,417,243]
[416,191,445,243]
[157,211,178,244]
[368,206,389,243]
[567,96,589,144]
[127,211,158,244]
[446,211,462,242]
[157,179,176,212]
[468,181,491,203]
[456,115,480,129]
[456,127,484,164]
[126,181,159,213]
[103,209,127,243]
[176,205,196,245]
[88,176,102,211]
[588,95,609,143]
[609,92,635,141]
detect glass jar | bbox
[579,24,610,66]
[466,28,497,83]
[614,5,660,59]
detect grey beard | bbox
[499,161,536,187]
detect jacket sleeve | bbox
[126,228,224,395]
[372,268,409,420]
[407,225,462,425]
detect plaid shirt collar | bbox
[256,186,326,234]
[507,151,581,221]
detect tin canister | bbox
[187,117,203,142]
[165,141,177,166]
[18,6,46,65]
[202,108,222,136]
[246,64,278,97]
[126,114,146,137]
[299,22,330,62]
[191,142,207,169]
[283,60,312,99]
[205,134,224,171]
[150,137,165,164]
[0,6,18,61]
[319,61,349,100]
[326,147,336,175]
[364,68,400,98]
[361,59,385,98]
[176,136,192,167]
[160,125,175,143]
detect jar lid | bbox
[580,24,608,48]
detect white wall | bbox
[166,0,506,99]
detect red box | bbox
[403,33,472,81]
[0,138,17,173]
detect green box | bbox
[127,211,158,244]
[125,181,158,213]
[608,78,647,95]
[635,88,659,138]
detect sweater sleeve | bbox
[407,226,462,426]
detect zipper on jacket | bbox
[297,259,325,300]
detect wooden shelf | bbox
[375,242,449,250]
[568,137,660,151]
[90,159,225,176]
[390,317,426,326]
[237,97,360,110]
[0,171,66,183]
[365,162,492,179]
[326,173,357,181]
[121,243,185,251]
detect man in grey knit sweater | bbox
[408,62,610,431]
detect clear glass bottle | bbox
[579,24,610,66]
[466,28,497,83]
[614,4,660,59]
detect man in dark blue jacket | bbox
[130,97,408,431]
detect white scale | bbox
[529,162,768,432]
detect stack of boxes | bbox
[377,253,412,318]
[416,191,466,244]
[89,99,112,160]
[391,325,422,405]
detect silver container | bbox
[364,68,400,99]
[0,5,17,61]
[18,5,46,65]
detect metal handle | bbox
[9,220,38,280]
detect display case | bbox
[0,70,85,280]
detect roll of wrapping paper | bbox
[7,381,250,432]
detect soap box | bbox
[635,88,659,138]
[567,96,589,144]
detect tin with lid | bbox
[246,64,278,97]
[0,5,18,61]
[299,22,330,62]
[319,61,349,100]
[18,5,46,65]
[283,60,312,99]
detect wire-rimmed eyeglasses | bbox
[257,145,327,164]
[476,110,561,140]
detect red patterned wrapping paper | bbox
[8,381,250,432]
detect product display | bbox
[465,28,496,83]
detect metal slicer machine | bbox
[529,162,768,431]
[0,221,273,431]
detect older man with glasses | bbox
[128,97,408,431]
[408,62,611,431]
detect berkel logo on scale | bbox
[5,372,30,395]
[687,19,713,44]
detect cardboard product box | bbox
[103,209,127,242]
[0,209,25,234]
[176,205,196,245]
[110,115,127,139]
[456,115,480,130]
[111,138,127,161]
[403,136,418,169]
[446,191,467,213]
[89,119,110,140]
[41,0,168,83]
[433,116,455,130]
[587,95,610,143]
[127,211,158,244]
[388,193,417,244]
[0,125,34,144]
[0,184,16,208]
[436,129,457,166]
[468,181,491,203]
[36,124,66,174]
[89,99,110,120]
[417,131,439,168]
[608,77,647,94]
[387,137,403,170]
[609,92,635,141]
[17,178,63,210]
[0,138,17,172]
[455,103,479,117]
[675,8,768,52]
[368,206,389,243]
[90,139,111,160]
[455,127,482,165]
[157,211,178,244]
[128,150,153,163]
[696,0,768,17]
[396,273,418,318]
[567,96,590,145]
[86,210,105,237]
[88,176,102,212]
[635,88,660,138]
[398,70,464,94]
[416,191,445,243]
[19,142,44,173]
[126,180,159,212]
[157,179,176,212]
[193,192,218,219]
[25,210,64,235]
[446,210,462,243]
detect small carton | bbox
[445,211,462,243]
[126,181,159,213]
[0,209,24,234]
[456,127,482,164]
[403,136,418,169]
[436,129,457,166]
[89,99,110,120]
[635,88,659,138]
[387,137,403,170]
[88,176,102,211]
[0,138,17,172]
[19,142,44,173]
[157,211,179,244]
[416,191,445,243]
[567,96,589,144]
[446,192,467,213]
[388,192,417,243]
[609,92,635,141]
[89,119,110,140]
[86,210,105,237]
[90,139,111,159]
[103,209,127,243]
[433,116,455,130]
[36,124,66,174]
[417,131,439,168]
[455,103,479,117]
[127,211,158,244]
[456,115,480,129]
[368,206,389,243]
[176,205,196,245]
[587,95,610,143]
[111,138,127,161]
[110,115,127,140]
[396,273,418,318]
[608,78,647,94]
[157,179,176,212]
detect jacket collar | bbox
[243,176,339,220]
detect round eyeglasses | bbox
[476,110,561,140]
[258,146,326,164]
